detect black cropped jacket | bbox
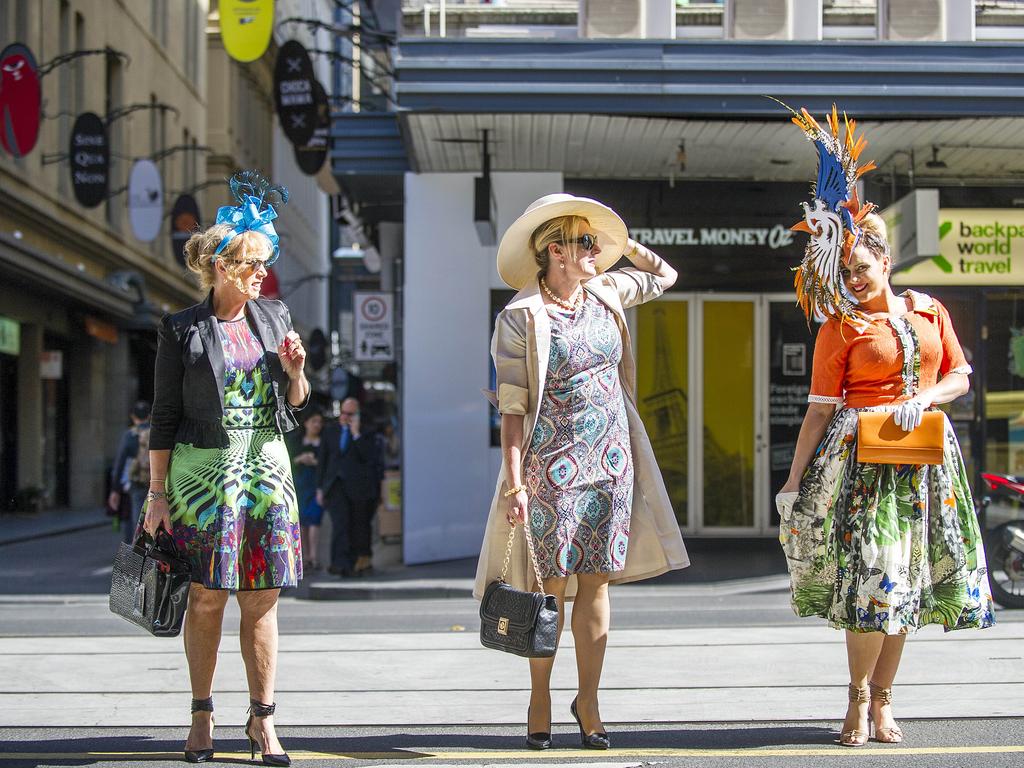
[150,294,309,451]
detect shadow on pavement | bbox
[0,723,841,764]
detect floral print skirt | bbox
[780,407,994,634]
[164,427,302,591]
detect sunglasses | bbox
[562,234,597,252]
[232,254,278,270]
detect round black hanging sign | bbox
[294,79,329,176]
[69,112,109,208]
[273,40,316,146]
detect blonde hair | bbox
[858,213,890,260]
[529,215,589,274]
[184,223,272,292]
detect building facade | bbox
[0,0,332,514]
[0,0,206,510]
[330,0,1024,563]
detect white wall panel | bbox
[403,171,562,564]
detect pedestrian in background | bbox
[777,109,993,748]
[476,194,689,750]
[143,172,308,765]
[107,400,151,544]
[290,409,324,571]
[316,397,385,577]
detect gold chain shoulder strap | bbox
[498,522,546,592]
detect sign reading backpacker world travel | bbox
[219,0,275,63]
[274,40,317,146]
[893,208,1024,286]
[0,43,42,158]
[353,292,394,362]
[69,112,109,208]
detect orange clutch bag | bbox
[857,410,945,465]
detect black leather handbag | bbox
[479,523,558,658]
[109,529,192,637]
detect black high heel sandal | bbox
[183,697,214,764]
[570,697,610,750]
[525,706,552,750]
[244,700,291,767]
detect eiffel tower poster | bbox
[637,304,688,525]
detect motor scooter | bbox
[980,472,1024,609]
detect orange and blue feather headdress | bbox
[784,104,877,329]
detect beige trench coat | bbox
[474,268,690,600]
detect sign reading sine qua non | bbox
[353,292,395,362]
[69,112,109,208]
[273,40,316,146]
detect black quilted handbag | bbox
[109,529,192,637]
[479,523,558,658]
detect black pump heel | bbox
[525,706,552,750]
[245,700,291,767]
[570,697,610,750]
[183,697,214,764]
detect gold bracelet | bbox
[503,484,526,497]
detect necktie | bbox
[339,425,351,453]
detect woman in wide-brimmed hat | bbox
[476,193,689,751]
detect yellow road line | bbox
[1,745,1024,760]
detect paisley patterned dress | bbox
[525,294,633,578]
[165,317,302,590]
[780,294,993,633]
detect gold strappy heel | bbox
[840,684,870,747]
[869,682,904,743]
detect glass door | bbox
[635,294,813,537]
[695,296,761,533]
[636,297,692,530]
[765,295,815,529]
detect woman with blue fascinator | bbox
[142,172,309,765]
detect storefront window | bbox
[984,291,1024,477]
[637,300,689,526]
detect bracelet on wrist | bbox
[145,490,167,502]
[503,484,526,497]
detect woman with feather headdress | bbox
[775,107,994,747]
[141,171,307,765]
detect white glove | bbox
[775,491,799,518]
[893,397,928,432]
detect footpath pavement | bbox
[2,515,1023,767]
[0,506,110,547]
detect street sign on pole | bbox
[353,292,394,362]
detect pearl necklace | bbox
[540,277,583,311]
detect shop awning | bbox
[394,39,1024,118]
[0,233,148,325]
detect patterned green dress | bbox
[166,318,302,590]
[780,294,993,633]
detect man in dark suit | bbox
[316,398,384,576]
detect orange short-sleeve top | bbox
[808,291,972,409]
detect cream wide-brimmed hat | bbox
[496,193,628,290]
